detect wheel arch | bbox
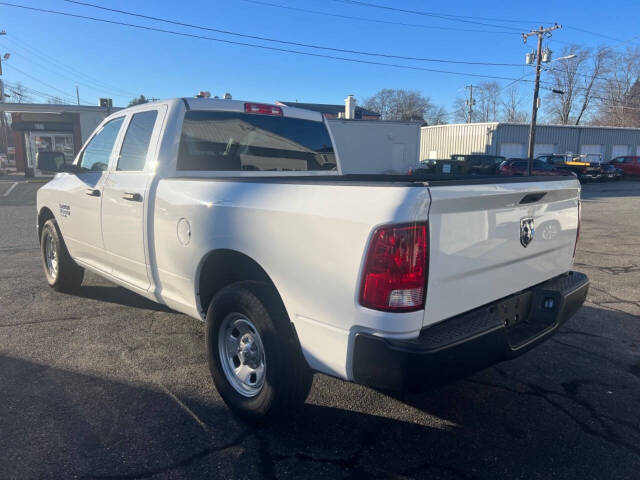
[37,206,56,242]
[195,249,284,320]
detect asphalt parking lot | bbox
[0,178,638,479]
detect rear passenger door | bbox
[101,107,164,292]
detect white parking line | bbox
[2,182,18,197]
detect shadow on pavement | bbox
[2,304,639,479]
[67,284,174,312]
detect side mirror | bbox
[37,151,66,173]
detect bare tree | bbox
[363,88,446,124]
[592,47,640,127]
[452,97,471,123]
[452,82,501,123]
[47,96,66,105]
[8,82,28,103]
[475,82,501,122]
[501,86,527,122]
[425,104,449,125]
[575,46,609,124]
[545,45,610,125]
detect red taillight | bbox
[244,103,283,116]
[573,199,581,258]
[359,223,428,312]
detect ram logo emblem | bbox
[520,217,535,248]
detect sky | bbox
[0,0,639,113]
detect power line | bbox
[328,0,525,32]
[331,0,628,45]
[563,26,624,43]
[2,63,84,103]
[238,0,520,35]
[0,34,138,97]
[62,0,524,67]
[0,38,127,100]
[331,0,550,25]
[0,2,547,83]
[4,79,75,104]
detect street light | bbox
[551,54,576,63]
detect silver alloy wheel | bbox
[44,232,58,280]
[218,313,266,397]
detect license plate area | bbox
[495,291,532,329]
[501,289,559,349]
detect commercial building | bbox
[0,103,118,177]
[420,122,640,162]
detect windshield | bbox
[177,111,336,172]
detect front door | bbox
[101,108,161,291]
[60,117,125,272]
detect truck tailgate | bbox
[424,179,579,327]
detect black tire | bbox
[40,219,84,292]
[205,281,312,421]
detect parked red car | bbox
[609,156,640,176]
[499,159,575,177]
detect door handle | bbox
[122,192,143,202]
[85,188,101,197]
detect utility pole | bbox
[0,30,6,77]
[76,86,80,105]
[0,31,7,158]
[465,84,475,123]
[522,24,561,175]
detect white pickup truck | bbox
[36,98,589,419]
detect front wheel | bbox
[40,219,84,292]
[205,281,312,421]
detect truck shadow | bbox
[69,284,174,312]
[2,307,637,479]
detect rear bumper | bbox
[352,271,589,391]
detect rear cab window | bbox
[177,110,336,172]
[117,110,158,171]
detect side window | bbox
[624,157,634,164]
[117,110,158,171]
[79,117,124,171]
[533,160,547,170]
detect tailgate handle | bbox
[520,192,546,204]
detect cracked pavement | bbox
[0,179,638,479]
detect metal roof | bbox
[0,102,121,114]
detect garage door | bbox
[580,144,602,162]
[611,145,629,160]
[500,143,526,158]
[534,144,555,157]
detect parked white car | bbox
[36,98,589,419]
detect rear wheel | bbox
[40,219,84,292]
[205,281,312,421]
